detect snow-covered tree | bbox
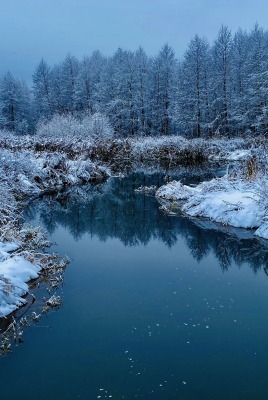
[61,54,79,113]
[3,24,268,138]
[229,28,250,134]
[244,24,268,134]
[0,72,32,134]
[135,47,151,135]
[150,44,176,135]
[50,64,66,115]
[174,35,211,137]
[211,25,232,136]
[33,59,53,120]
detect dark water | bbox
[1,170,268,400]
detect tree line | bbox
[1,24,268,138]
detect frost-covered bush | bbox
[36,114,81,138]
[81,113,113,139]
[131,136,188,157]
[0,150,41,201]
[36,113,113,140]
[130,135,210,165]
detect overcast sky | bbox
[1,0,268,82]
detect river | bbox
[1,169,268,400]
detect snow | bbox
[156,176,268,239]
[0,243,41,317]
[210,148,251,162]
[226,149,251,161]
[255,223,268,239]
[0,242,20,263]
[155,180,196,201]
[0,242,19,254]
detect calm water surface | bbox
[1,170,268,400]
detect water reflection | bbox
[25,170,268,274]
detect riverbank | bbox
[156,174,268,240]
[153,135,268,239]
[0,131,252,170]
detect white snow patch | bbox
[156,176,268,238]
[156,181,196,201]
[226,149,251,161]
[255,223,268,239]
[0,242,41,317]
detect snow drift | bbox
[156,176,268,239]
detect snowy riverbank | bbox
[0,142,111,319]
[0,241,41,317]
[156,175,268,240]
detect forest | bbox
[1,24,268,138]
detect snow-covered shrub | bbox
[81,113,113,139]
[36,114,81,138]
[0,149,43,200]
[36,113,113,140]
[130,135,210,165]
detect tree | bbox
[99,48,139,136]
[74,51,106,114]
[0,72,32,133]
[175,35,211,137]
[150,44,176,135]
[244,24,268,134]
[229,29,249,134]
[61,54,79,113]
[50,64,66,115]
[74,56,93,113]
[33,59,53,120]
[134,47,150,135]
[211,25,232,136]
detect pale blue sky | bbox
[1,0,268,81]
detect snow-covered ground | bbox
[0,222,69,321]
[0,241,41,317]
[156,176,268,239]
